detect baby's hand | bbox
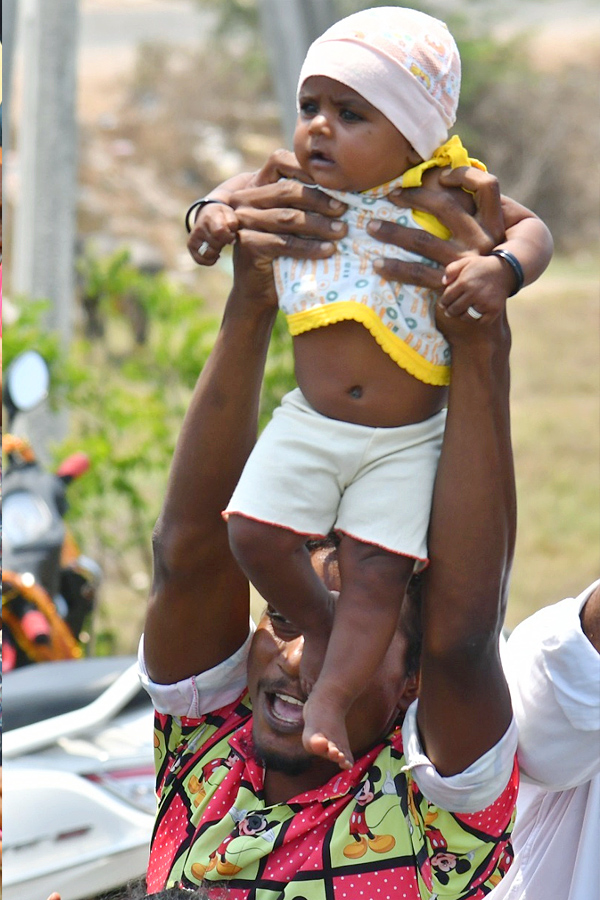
[190,201,240,266]
[438,254,516,323]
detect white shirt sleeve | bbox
[137,624,254,718]
[504,580,600,791]
[401,700,518,813]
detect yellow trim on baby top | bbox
[402,135,487,239]
[287,302,451,386]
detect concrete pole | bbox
[10,0,80,453]
[12,0,80,348]
[2,0,18,154]
[257,0,336,149]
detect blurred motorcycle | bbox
[2,350,102,669]
[2,656,156,900]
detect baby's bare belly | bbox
[293,321,448,428]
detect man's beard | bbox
[252,736,314,777]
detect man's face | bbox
[293,76,421,193]
[247,544,414,777]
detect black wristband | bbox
[185,198,231,234]
[490,249,525,296]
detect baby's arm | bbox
[190,200,240,266]
[439,193,554,322]
[187,170,258,265]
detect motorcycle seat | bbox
[2,655,150,731]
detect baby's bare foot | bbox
[302,693,354,770]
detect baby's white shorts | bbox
[224,388,446,563]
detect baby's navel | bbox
[348,385,363,399]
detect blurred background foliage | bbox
[4,266,296,652]
[5,0,598,652]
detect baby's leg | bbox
[303,535,414,769]
[227,515,334,688]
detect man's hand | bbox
[229,150,347,272]
[187,149,348,276]
[231,178,347,261]
[367,167,505,288]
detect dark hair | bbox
[304,531,341,552]
[98,882,226,899]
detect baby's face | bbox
[294,76,421,193]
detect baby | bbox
[192,7,552,769]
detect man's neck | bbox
[264,758,340,806]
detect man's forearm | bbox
[427,320,515,625]
[158,296,277,543]
[145,277,278,683]
[418,315,515,773]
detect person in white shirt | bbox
[492,579,600,899]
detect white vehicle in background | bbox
[2,656,156,900]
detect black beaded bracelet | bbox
[490,249,524,296]
[185,198,231,234]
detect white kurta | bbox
[492,580,600,900]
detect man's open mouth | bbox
[265,691,305,728]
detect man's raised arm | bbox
[144,171,345,685]
[144,247,278,685]
[369,168,548,775]
[417,302,515,775]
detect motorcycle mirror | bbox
[5,350,50,414]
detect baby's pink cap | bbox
[297,6,461,161]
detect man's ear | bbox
[398,671,420,712]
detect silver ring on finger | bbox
[198,240,210,256]
[467,306,483,320]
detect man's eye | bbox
[267,609,301,639]
[268,610,291,627]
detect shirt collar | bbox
[227,717,405,806]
